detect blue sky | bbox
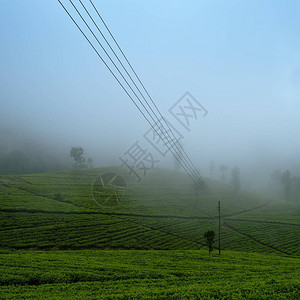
[1,0,300,178]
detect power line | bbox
[62,0,209,192]
[73,0,208,192]
[58,0,204,189]
[58,0,210,193]
[88,0,209,192]
[66,0,205,190]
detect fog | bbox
[1,0,299,192]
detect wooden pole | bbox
[218,200,221,255]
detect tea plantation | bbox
[0,167,299,298]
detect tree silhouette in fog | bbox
[219,164,229,182]
[70,147,86,169]
[204,230,215,260]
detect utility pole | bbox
[218,201,221,255]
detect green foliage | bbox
[204,230,215,258]
[271,169,300,203]
[70,147,85,169]
[0,167,299,254]
[0,167,300,298]
[0,250,299,299]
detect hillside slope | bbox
[0,167,299,255]
[0,249,299,299]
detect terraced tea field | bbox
[0,167,299,298]
[0,249,299,299]
[0,167,299,255]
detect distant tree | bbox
[219,164,229,182]
[204,230,215,260]
[271,169,282,182]
[281,170,291,202]
[70,147,85,169]
[270,169,283,196]
[209,161,215,179]
[87,157,93,168]
[231,167,241,195]
[174,140,183,171]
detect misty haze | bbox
[0,1,299,299]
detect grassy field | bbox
[0,167,299,298]
[0,249,299,299]
[0,167,299,254]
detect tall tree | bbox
[70,147,85,169]
[270,169,283,195]
[219,164,229,182]
[271,169,282,182]
[204,230,215,260]
[231,167,241,195]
